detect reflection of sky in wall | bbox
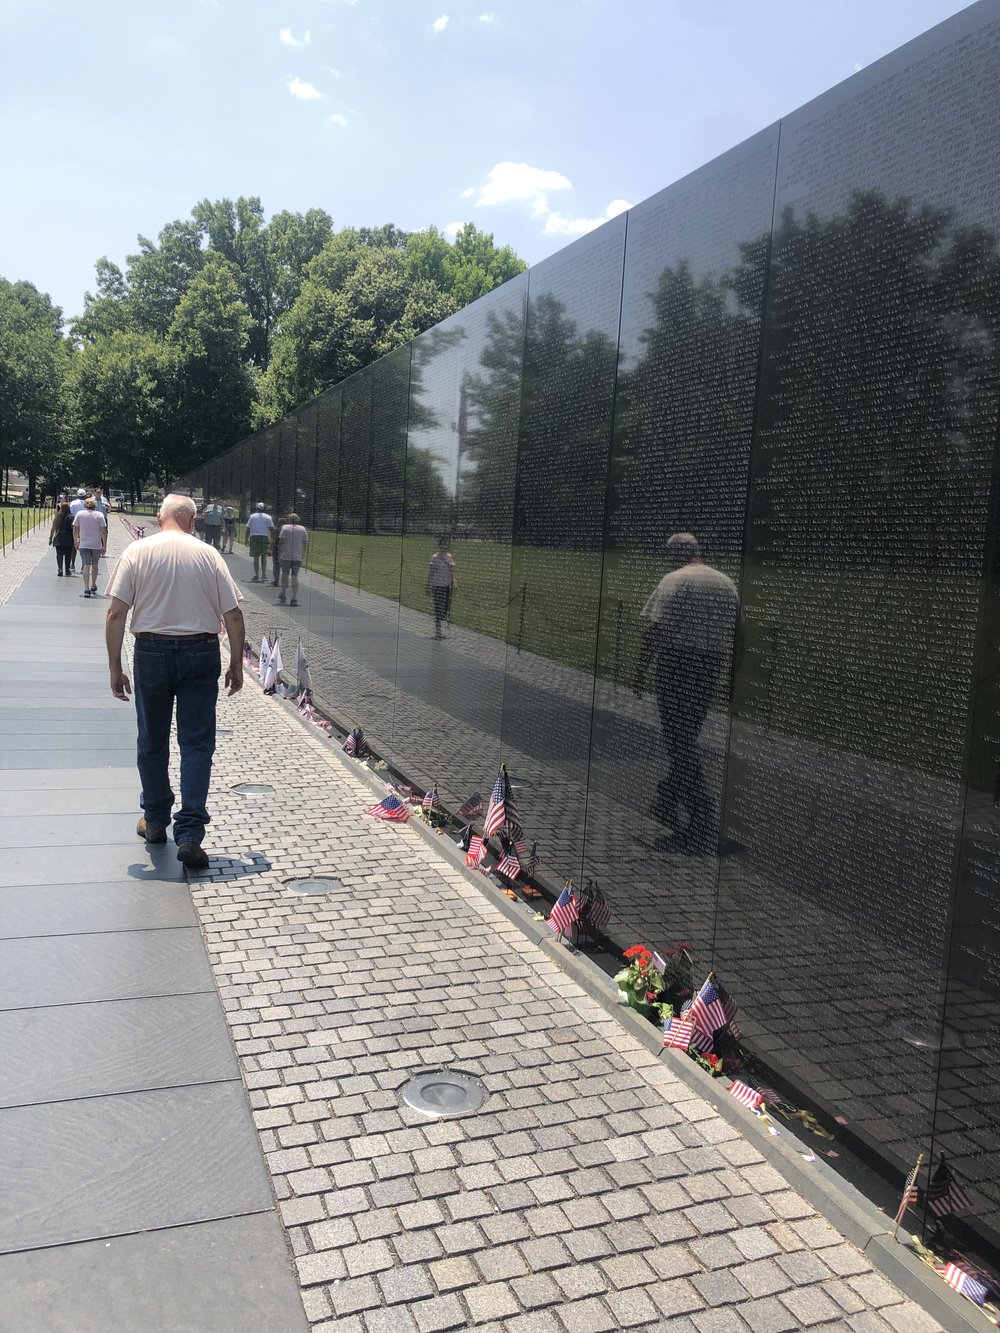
[408,320,466,498]
[616,127,779,377]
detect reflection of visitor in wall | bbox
[635,533,741,853]
[425,535,457,640]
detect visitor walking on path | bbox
[246,502,274,583]
[72,497,107,597]
[48,501,74,576]
[635,532,741,853]
[104,494,246,871]
[202,499,224,548]
[222,505,236,553]
[425,534,457,639]
[276,513,309,606]
[67,487,87,573]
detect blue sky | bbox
[0,0,975,319]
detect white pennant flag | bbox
[296,642,312,693]
[262,637,283,694]
[258,635,271,681]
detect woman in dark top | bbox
[49,502,74,576]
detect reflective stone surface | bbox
[179,2,1000,1247]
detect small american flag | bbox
[547,886,579,934]
[728,1080,764,1111]
[365,792,409,822]
[483,770,507,838]
[937,1264,989,1306]
[345,727,369,758]
[720,984,742,1041]
[578,882,611,929]
[520,840,538,876]
[663,1017,694,1050]
[927,1157,971,1218]
[465,834,486,868]
[893,1157,924,1226]
[688,975,728,1045]
[458,791,483,817]
[422,786,441,811]
[496,851,520,879]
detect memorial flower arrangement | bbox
[615,946,671,1023]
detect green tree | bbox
[0,278,70,499]
[168,254,254,470]
[70,329,180,496]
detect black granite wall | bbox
[179,1,1000,1246]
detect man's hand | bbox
[110,669,132,702]
[225,663,244,696]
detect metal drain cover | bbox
[401,1070,487,1118]
[286,876,341,896]
[232,782,274,795]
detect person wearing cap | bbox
[104,493,246,871]
[634,533,741,853]
[67,489,87,573]
[72,496,108,597]
[246,502,274,583]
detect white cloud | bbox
[463,163,630,240]
[328,112,348,126]
[288,77,322,100]
[431,14,449,32]
[443,221,464,239]
[478,12,495,22]
[542,197,632,237]
[466,161,573,218]
[279,27,311,47]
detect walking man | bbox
[67,487,87,574]
[246,502,274,583]
[635,533,741,853]
[202,498,224,548]
[104,494,246,871]
[277,512,309,606]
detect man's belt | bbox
[133,632,219,642]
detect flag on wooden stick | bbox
[926,1156,971,1218]
[547,885,579,935]
[893,1154,924,1230]
[365,792,409,822]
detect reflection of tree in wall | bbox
[461,296,617,547]
[460,307,526,542]
[748,192,1000,575]
[609,246,768,570]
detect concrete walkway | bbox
[0,528,307,1332]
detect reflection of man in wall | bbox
[635,533,740,852]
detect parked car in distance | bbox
[108,492,126,511]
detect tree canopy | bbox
[0,198,526,497]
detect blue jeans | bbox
[133,639,220,845]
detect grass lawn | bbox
[0,505,46,552]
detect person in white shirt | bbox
[246,503,274,583]
[104,494,245,871]
[276,514,309,606]
[67,489,87,573]
[425,535,457,640]
[72,497,108,597]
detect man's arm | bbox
[634,620,659,697]
[105,598,132,701]
[222,606,246,696]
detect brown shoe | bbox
[136,817,167,843]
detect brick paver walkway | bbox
[3,520,946,1331]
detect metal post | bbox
[1,512,5,555]
[357,549,364,594]
[516,582,528,654]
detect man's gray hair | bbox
[159,494,197,524]
[666,532,701,561]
